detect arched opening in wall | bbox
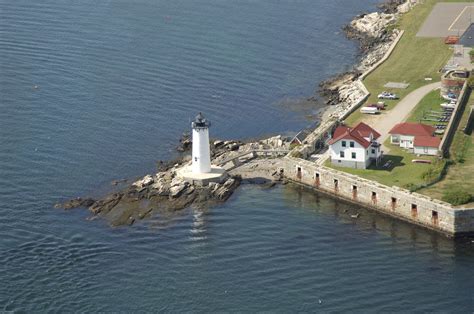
[391,197,397,210]
[296,167,302,179]
[315,172,320,186]
[334,179,339,192]
[352,185,357,200]
[411,204,418,219]
[372,191,377,204]
[432,210,439,226]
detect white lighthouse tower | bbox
[191,112,211,173]
[177,112,227,185]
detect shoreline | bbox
[57,0,420,227]
[317,2,414,120]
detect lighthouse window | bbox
[194,157,197,161]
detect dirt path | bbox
[360,82,441,152]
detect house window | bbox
[371,149,375,154]
[342,141,346,147]
[351,152,356,159]
[350,141,354,148]
[340,151,345,158]
[424,147,428,153]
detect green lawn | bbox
[324,1,474,199]
[326,139,442,189]
[345,0,454,126]
[405,89,446,124]
[419,93,474,204]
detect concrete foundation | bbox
[177,165,228,186]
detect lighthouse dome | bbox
[192,112,210,128]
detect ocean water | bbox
[0,0,473,312]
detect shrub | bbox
[467,76,474,88]
[421,160,446,183]
[442,189,472,205]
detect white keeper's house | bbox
[328,122,383,169]
[388,122,440,156]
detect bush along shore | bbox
[56,136,289,226]
[319,0,416,108]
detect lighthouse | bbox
[178,112,226,185]
[191,112,211,173]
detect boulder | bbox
[151,178,170,196]
[132,175,154,188]
[350,12,396,38]
[89,193,122,214]
[57,197,95,210]
[169,181,189,198]
[214,140,224,148]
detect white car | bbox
[377,92,398,100]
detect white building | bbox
[389,122,440,156]
[328,122,383,169]
[178,112,227,186]
[191,112,211,173]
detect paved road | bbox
[360,81,441,152]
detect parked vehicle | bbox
[367,101,386,110]
[440,101,456,109]
[360,106,380,114]
[442,92,457,101]
[377,91,398,100]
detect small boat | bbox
[440,102,456,109]
[412,159,432,164]
[442,93,457,101]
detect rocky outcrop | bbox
[57,172,242,226]
[318,0,409,112]
[349,12,396,39]
[56,135,289,227]
[378,0,418,14]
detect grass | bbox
[418,93,474,204]
[405,89,446,125]
[325,139,441,189]
[344,0,454,126]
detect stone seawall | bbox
[278,157,474,236]
[439,83,470,156]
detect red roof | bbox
[389,122,435,137]
[414,136,441,148]
[328,122,380,148]
[353,122,381,139]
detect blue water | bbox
[1,0,473,312]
